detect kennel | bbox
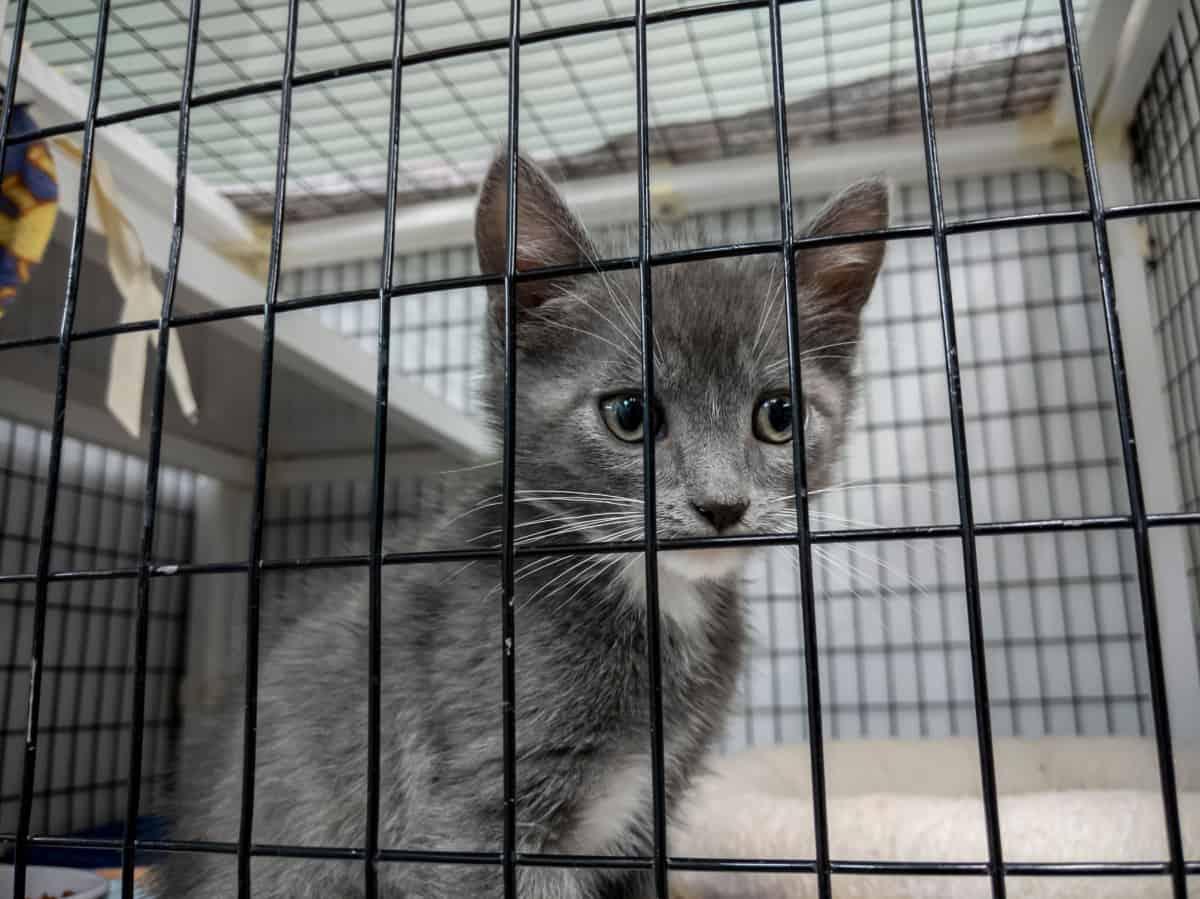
[0,0,1198,897]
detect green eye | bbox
[754,393,804,444]
[600,394,665,442]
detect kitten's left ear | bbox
[796,179,890,314]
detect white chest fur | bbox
[565,753,652,853]
[622,555,719,636]
[565,552,746,853]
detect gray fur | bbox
[159,152,887,898]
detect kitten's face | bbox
[476,155,887,584]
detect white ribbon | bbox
[53,137,199,437]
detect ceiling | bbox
[9,0,1089,222]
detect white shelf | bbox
[0,216,492,487]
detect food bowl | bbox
[0,864,109,899]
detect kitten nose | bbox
[692,499,750,532]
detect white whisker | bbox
[517,530,642,610]
[435,559,480,586]
[533,314,640,363]
[546,552,636,618]
[444,492,643,529]
[467,510,642,546]
[836,541,933,598]
[436,459,501,475]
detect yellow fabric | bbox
[26,142,57,180]
[0,210,16,246]
[51,137,199,437]
[9,201,58,261]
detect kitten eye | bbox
[754,393,805,444]
[600,394,664,443]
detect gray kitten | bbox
[159,153,887,898]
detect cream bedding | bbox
[668,737,1200,899]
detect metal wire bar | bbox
[100,455,137,828]
[1134,2,1200,722]
[907,2,1007,896]
[0,0,35,841]
[1055,2,1189,896]
[0,0,30,179]
[8,1,112,895]
[117,0,203,895]
[29,443,84,834]
[632,0,670,895]
[764,0,831,894]
[13,0,1037,83]
[2,828,1198,878]
[3,508,1200,591]
[234,0,300,895]
[363,1,408,896]
[2,196,1200,358]
[53,448,112,831]
[499,0,522,894]
[3,193,1200,358]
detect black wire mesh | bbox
[0,0,1196,898]
[1055,1,1189,894]
[0,425,194,841]
[1133,0,1200,658]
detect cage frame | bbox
[0,1,1198,899]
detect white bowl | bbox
[0,864,109,899]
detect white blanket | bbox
[668,738,1200,899]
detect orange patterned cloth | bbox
[93,867,148,881]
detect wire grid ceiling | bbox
[11,0,1088,221]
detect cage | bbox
[0,0,1197,897]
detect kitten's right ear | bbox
[797,178,890,315]
[475,150,596,313]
